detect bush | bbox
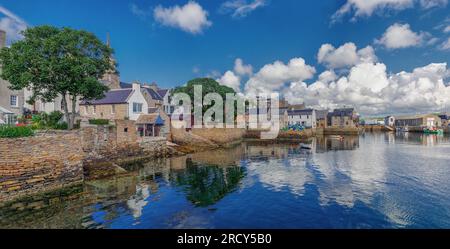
[0,125,34,138]
[54,122,68,130]
[31,111,66,130]
[89,119,110,125]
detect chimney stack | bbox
[132,81,141,91]
[0,30,6,48]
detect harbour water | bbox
[1,132,450,229]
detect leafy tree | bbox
[0,25,114,129]
[171,78,237,114]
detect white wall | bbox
[288,111,317,128]
[128,84,148,121]
[24,88,80,114]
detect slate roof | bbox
[80,89,132,105]
[329,108,355,117]
[120,82,163,101]
[143,87,163,101]
[287,109,314,115]
[316,110,329,120]
[157,89,169,98]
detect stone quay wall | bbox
[0,131,84,202]
[1,120,169,202]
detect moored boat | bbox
[423,127,444,134]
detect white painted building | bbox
[287,109,317,128]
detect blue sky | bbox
[1,0,450,115]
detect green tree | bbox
[171,78,237,114]
[0,26,114,129]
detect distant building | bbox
[279,107,289,128]
[438,114,449,127]
[158,88,174,115]
[364,119,384,125]
[315,109,329,128]
[327,108,358,128]
[80,83,148,121]
[395,114,442,128]
[0,30,24,124]
[288,103,306,111]
[385,116,395,127]
[287,109,317,128]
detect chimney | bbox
[132,81,141,91]
[0,30,6,49]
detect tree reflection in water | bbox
[171,159,245,207]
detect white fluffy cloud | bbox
[332,0,414,22]
[153,1,211,34]
[283,62,450,115]
[440,37,450,50]
[444,26,450,33]
[234,58,253,76]
[375,23,428,49]
[220,0,266,18]
[420,0,448,9]
[217,71,241,92]
[0,5,27,44]
[244,58,316,95]
[317,43,377,69]
[332,0,447,22]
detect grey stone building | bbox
[0,30,24,124]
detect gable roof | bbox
[120,82,163,101]
[143,87,163,101]
[80,89,133,105]
[157,89,169,98]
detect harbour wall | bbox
[0,120,169,202]
[0,131,84,202]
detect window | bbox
[133,103,143,113]
[111,105,116,114]
[93,106,96,114]
[10,95,18,107]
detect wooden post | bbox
[152,124,155,137]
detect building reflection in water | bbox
[393,132,449,146]
[314,135,360,153]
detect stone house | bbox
[287,109,317,128]
[327,108,359,128]
[80,83,148,121]
[316,109,329,128]
[0,30,24,124]
[279,107,288,128]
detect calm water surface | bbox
[1,133,450,229]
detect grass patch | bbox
[0,126,34,138]
[88,119,110,125]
